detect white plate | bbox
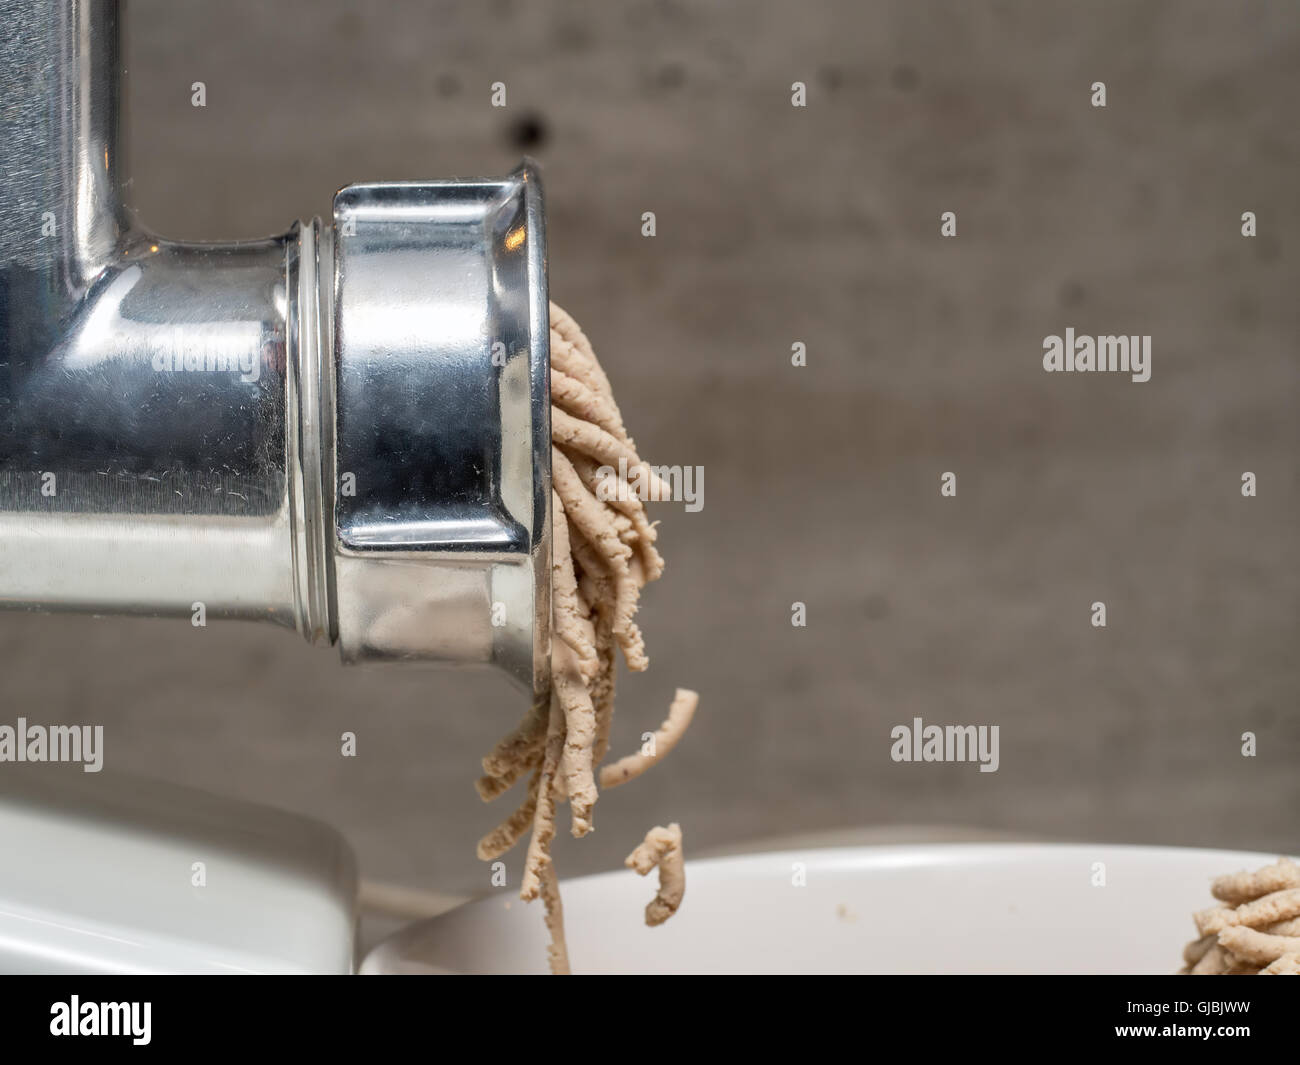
[362,842,1288,974]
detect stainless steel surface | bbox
[0,230,300,626]
[0,0,550,687]
[332,177,550,687]
[0,0,121,304]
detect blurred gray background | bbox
[2,0,1297,899]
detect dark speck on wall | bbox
[507,112,548,151]
[891,64,920,92]
[657,61,685,90]
[817,64,842,92]
[1058,280,1086,308]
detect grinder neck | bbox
[0,0,551,696]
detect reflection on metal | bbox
[0,0,550,693]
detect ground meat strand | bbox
[1183,857,1300,975]
[625,823,686,926]
[600,689,698,790]
[474,303,699,973]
